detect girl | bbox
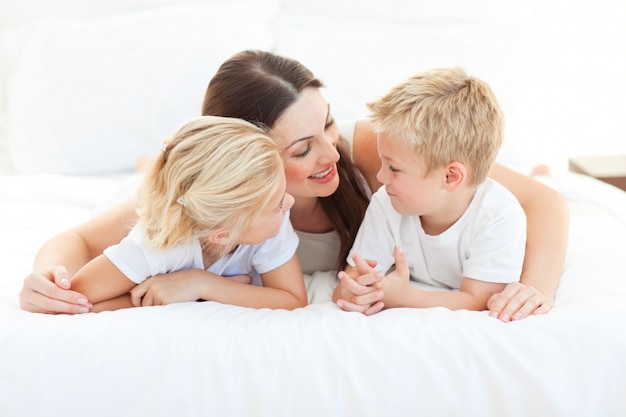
[69,116,307,312]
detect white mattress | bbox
[1,172,625,416]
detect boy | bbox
[335,67,526,312]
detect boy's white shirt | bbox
[104,213,298,287]
[348,178,526,289]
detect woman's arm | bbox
[19,198,139,313]
[351,119,382,193]
[487,163,569,321]
[350,118,569,320]
[130,255,308,310]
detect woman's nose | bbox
[320,133,340,163]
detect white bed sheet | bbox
[1,172,625,417]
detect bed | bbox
[1,172,626,416]
[1,1,625,416]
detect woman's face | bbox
[271,87,340,200]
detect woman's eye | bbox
[324,118,335,130]
[294,144,312,158]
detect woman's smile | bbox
[309,164,337,183]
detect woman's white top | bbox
[104,213,298,286]
[295,230,341,274]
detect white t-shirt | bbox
[348,178,526,289]
[104,213,298,287]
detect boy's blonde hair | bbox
[137,116,283,254]
[367,67,504,186]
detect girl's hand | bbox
[19,266,92,314]
[487,281,554,322]
[130,269,208,307]
[130,270,252,307]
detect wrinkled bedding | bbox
[1,172,625,417]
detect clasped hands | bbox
[335,247,409,315]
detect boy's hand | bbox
[377,247,411,307]
[335,254,384,315]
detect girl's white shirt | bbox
[104,213,298,286]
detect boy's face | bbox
[376,133,445,216]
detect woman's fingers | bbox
[20,268,91,314]
[488,281,554,322]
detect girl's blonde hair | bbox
[367,67,504,186]
[137,116,283,254]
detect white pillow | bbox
[4,1,278,174]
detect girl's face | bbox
[238,174,294,245]
[271,87,340,200]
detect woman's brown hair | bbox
[202,50,370,270]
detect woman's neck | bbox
[289,196,334,234]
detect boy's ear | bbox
[207,230,231,246]
[444,162,467,191]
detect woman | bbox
[19,50,568,321]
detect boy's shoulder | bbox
[476,178,525,217]
[481,178,520,201]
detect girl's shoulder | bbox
[256,214,299,253]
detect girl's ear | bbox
[444,161,467,191]
[207,230,231,246]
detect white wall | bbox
[1,0,624,175]
[275,0,626,174]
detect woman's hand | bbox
[19,266,92,314]
[487,281,554,322]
